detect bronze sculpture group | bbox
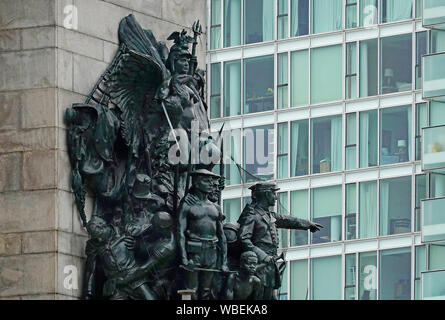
[66,15,322,300]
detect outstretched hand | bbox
[309,222,324,233]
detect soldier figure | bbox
[237,183,323,300]
[177,169,229,299]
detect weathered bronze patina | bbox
[66,14,322,300]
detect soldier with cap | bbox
[177,169,229,299]
[237,183,323,300]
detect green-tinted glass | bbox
[311,45,342,104]
[380,176,412,236]
[290,50,309,107]
[290,260,308,300]
[224,0,241,47]
[359,181,377,239]
[311,256,342,300]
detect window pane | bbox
[290,49,309,107]
[429,242,445,271]
[359,109,378,168]
[311,45,343,104]
[223,198,241,223]
[224,60,241,116]
[291,0,309,37]
[415,245,426,300]
[278,0,288,39]
[211,0,222,49]
[224,0,242,47]
[311,185,342,244]
[380,176,412,236]
[290,189,309,246]
[346,183,357,240]
[277,122,288,179]
[210,63,221,119]
[381,34,412,94]
[415,174,427,232]
[379,247,411,300]
[346,113,357,170]
[359,251,377,300]
[278,192,289,248]
[278,53,289,109]
[345,254,356,300]
[430,173,445,198]
[244,0,274,44]
[380,0,412,23]
[311,0,342,34]
[416,32,427,90]
[244,55,274,114]
[430,29,445,54]
[346,42,357,100]
[360,38,378,97]
[224,129,242,185]
[243,125,274,182]
[359,181,378,239]
[311,116,343,174]
[380,105,412,165]
[290,260,308,300]
[311,256,342,300]
[290,119,309,176]
[430,101,445,126]
[360,0,378,26]
[416,103,428,161]
[346,2,357,29]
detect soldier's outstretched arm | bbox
[275,213,323,232]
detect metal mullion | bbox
[376,246,380,300]
[356,108,359,169]
[288,50,291,108]
[220,62,223,118]
[377,174,381,238]
[220,0,224,49]
[356,181,359,240]
[308,0,312,35]
[343,0,346,30]
[274,120,278,180]
[307,258,311,300]
[287,190,290,247]
[356,252,359,300]
[288,119,291,179]
[377,28,381,96]
[412,25,416,94]
[341,250,345,300]
[241,56,244,116]
[288,0,291,39]
[241,0,244,45]
[411,236,416,300]
[377,0,381,24]
[274,0,278,41]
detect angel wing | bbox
[106,14,170,157]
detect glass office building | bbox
[207,0,445,300]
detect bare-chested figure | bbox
[177,169,228,300]
[224,251,261,300]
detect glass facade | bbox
[208,0,445,300]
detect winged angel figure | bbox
[66,14,218,224]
